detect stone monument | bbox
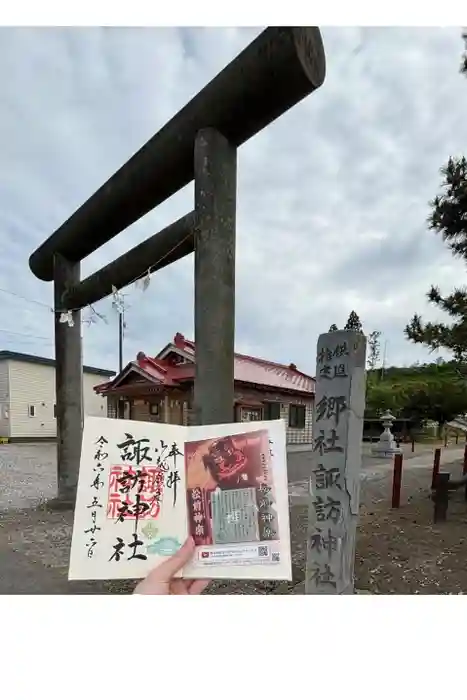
[305,329,367,595]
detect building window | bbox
[149,402,160,417]
[240,407,262,422]
[264,402,281,420]
[28,405,36,417]
[289,404,306,429]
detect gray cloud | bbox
[1,26,467,376]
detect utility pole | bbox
[380,339,388,380]
[118,307,125,418]
[119,309,124,373]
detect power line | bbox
[0,328,53,341]
[0,340,54,348]
[0,287,52,310]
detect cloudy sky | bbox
[1,26,467,376]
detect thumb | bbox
[146,537,196,582]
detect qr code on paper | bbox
[258,546,269,557]
[272,552,280,562]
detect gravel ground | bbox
[2,442,467,594]
[356,461,467,594]
[286,440,443,483]
[0,440,453,511]
[0,495,309,595]
[2,455,467,594]
[0,443,56,511]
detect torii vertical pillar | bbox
[54,253,83,504]
[193,128,237,425]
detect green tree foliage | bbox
[406,36,467,360]
[365,361,467,429]
[405,281,467,361]
[344,310,363,332]
[328,323,338,332]
[403,378,467,428]
[365,381,406,416]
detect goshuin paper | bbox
[68,416,292,581]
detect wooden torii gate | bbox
[29,27,326,505]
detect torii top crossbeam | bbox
[29,27,326,285]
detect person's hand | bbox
[133,537,210,595]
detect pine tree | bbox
[406,35,467,361]
[344,310,363,332]
[406,284,467,361]
[328,324,338,332]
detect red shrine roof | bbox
[95,332,315,396]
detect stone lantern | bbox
[371,410,402,458]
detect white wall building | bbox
[0,351,114,441]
